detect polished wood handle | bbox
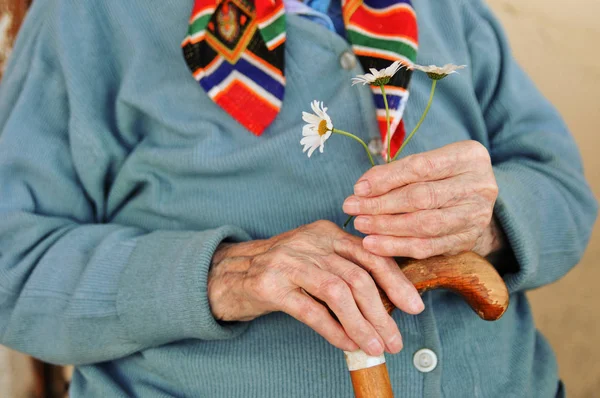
[348,251,509,398]
[385,251,509,320]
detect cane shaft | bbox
[350,363,394,398]
[347,252,509,398]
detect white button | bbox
[413,349,437,373]
[368,138,382,155]
[340,51,357,70]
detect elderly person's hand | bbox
[208,220,424,357]
[344,141,503,259]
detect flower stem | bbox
[331,128,375,229]
[381,84,392,163]
[332,129,376,167]
[343,215,353,228]
[392,79,437,161]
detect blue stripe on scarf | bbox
[199,58,285,100]
[373,92,403,110]
[362,0,413,10]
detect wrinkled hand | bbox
[208,221,424,357]
[344,141,502,259]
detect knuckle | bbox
[455,233,475,252]
[364,198,382,214]
[475,211,492,230]
[371,314,393,331]
[367,255,391,275]
[407,183,437,210]
[371,216,390,232]
[312,219,337,231]
[319,277,349,303]
[410,240,435,259]
[345,268,372,291]
[417,211,446,237]
[264,249,289,268]
[334,236,360,252]
[446,247,464,256]
[466,140,490,160]
[369,165,385,181]
[480,182,499,201]
[412,154,436,177]
[363,166,384,188]
[251,273,277,300]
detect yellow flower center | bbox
[317,119,330,136]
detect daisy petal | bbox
[301,136,319,146]
[300,100,334,158]
[302,125,316,137]
[302,112,321,125]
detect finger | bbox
[334,236,424,316]
[280,289,359,352]
[354,205,477,238]
[290,264,386,357]
[363,233,476,259]
[353,141,490,197]
[326,256,404,353]
[343,175,473,216]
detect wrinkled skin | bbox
[208,141,502,357]
[209,221,424,357]
[345,140,503,259]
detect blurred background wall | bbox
[0,0,598,397]
[486,0,600,396]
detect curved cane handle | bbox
[383,251,509,319]
[348,252,510,398]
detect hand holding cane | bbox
[342,252,509,398]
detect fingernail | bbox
[343,198,360,214]
[354,216,370,230]
[387,334,403,354]
[411,295,425,313]
[354,180,371,196]
[363,235,377,248]
[367,339,384,356]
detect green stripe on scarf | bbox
[347,29,417,62]
[259,14,285,44]
[188,14,212,36]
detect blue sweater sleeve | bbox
[463,0,597,292]
[0,2,250,366]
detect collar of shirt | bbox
[283,0,345,37]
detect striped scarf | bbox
[182,0,417,156]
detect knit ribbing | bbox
[0,0,595,396]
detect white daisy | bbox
[351,60,404,86]
[301,100,333,158]
[411,63,466,80]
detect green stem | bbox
[392,79,437,161]
[381,84,391,163]
[331,128,375,229]
[343,215,353,229]
[332,129,376,167]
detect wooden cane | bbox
[345,251,510,398]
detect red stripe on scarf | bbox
[378,119,406,159]
[191,0,216,19]
[214,81,279,136]
[350,7,418,42]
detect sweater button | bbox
[413,348,437,373]
[368,138,383,155]
[340,51,357,70]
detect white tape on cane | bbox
[344,350,386,371]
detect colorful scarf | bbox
[182,0,417,155]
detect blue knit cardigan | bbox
[0,0,596,396]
